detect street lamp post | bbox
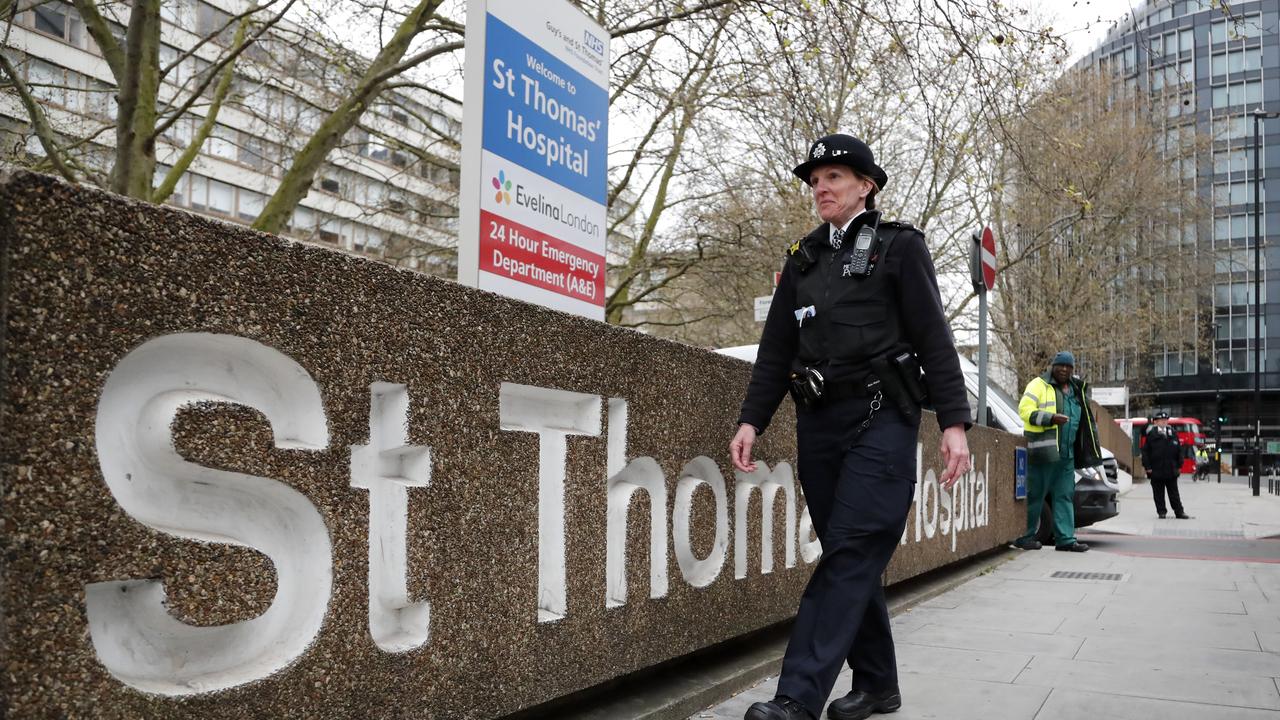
[1250,109,1278,497]
[1215,366,1223,484]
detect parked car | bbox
[714,347,1121,538]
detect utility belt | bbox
[789,352,928,418]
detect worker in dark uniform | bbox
[1142,410,1191,519]
[729,134,972,720]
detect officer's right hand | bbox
[730,423,758,473]
[1051,414,1069,425]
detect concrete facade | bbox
[1076,0,1280,462]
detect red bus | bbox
[1118,417,1205,475]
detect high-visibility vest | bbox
[1019,376,1061,463]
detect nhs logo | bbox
[583,29,604,57]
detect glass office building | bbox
[1077,0,1279,466]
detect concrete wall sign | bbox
[0,173,1023,718]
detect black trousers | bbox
[1150,474,1184,516]
[776,394,919,718]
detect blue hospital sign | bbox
[458,0,610,320]
[1014,447,1028,500]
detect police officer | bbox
[1143,410,1190,518]
[729,134,972,720]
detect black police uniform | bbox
[738,138,970,720]
[1142,423,1186,517]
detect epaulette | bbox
[786,236,818,273]
[879,219,918,231]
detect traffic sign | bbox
[979,226,996,291]
[754,295,772,322]
[1091,386,1128,406]
[970,226,997,293]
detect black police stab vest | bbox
[787,220,912,382]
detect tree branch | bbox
[0,34,79,181]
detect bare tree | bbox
[613,0,1063,343]
[991,70,1209,390]
[0,0,738,241]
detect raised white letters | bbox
[350,383,431,652]
[733,462,797,578]
[87,333,332,695]
[798,505,823,564]
[499,383,601,622]
[672,456,729,587]
[902,445,991,549]
[605,399,668,607]
[84,331,1002,699]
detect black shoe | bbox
[1012,537,1042,550]
[1175,513,1192,519]
[1158,513,1167,519]
[827,688,902,720]
[746,696,814,720]
[1055,542,1090,552]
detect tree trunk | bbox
[110,0,161,198]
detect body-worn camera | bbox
[789,366,825,407]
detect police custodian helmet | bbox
[792,133,889,191]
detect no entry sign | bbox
[971,226,996,293]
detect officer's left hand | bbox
[939,425,970,488]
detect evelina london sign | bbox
[84,333,990,697]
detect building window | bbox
[1213,212,1265,248]
[292,206,316,236]
[189,175,209,211]
[318,215,344,245]
[29,1,82,45]
[1214,249,1263,277]
[238,135,270,172]
[1213,180,1255,206]
[1212,114,1248,141]
[26,59,66,107]
[1165,59,1192,88]
[1214,281,1265,307]
[319,177,341,194]
[1210,14,1263,44]
[207,125,238,161]
[1210,48,1262,77]
[1213,148,1255,176]
[208,179,234,215]
[238,190,265,222]
[1211,80,1262,109]
[196,1,231,37]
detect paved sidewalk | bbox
[692,476,1280,720]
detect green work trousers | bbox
[1018,458,1077,547]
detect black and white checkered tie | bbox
[831,227,844,250]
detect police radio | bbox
[843,215,883,277]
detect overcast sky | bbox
[1048,0,1144,62]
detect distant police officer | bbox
[729,134,972,720]
[1143,410,1191,519]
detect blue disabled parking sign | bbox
[1014,447,1028,500]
